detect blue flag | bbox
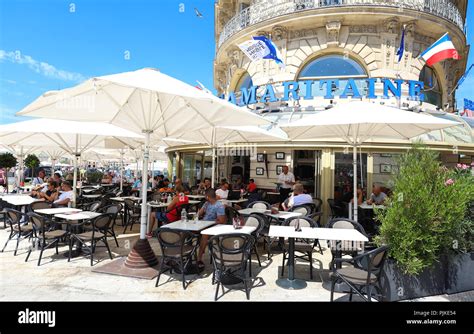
[252,35,284,67]
[457,64,473,88]
[396,25,406,63]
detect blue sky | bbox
[0,0,473,124]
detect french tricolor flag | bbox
[419,33,460,66]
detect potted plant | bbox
[375,145,474,301]
[0,152,17,193]
[24,154,40,179]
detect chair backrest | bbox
[30,201,51,211]
[327,218,368,252]
[101,203,122,215]
[208,233,255,270]
[357,245,389,281]
[225,206,241,224]
[289,205,310,216]
[88,201,102,212]
[27,212,47,234]
[156,228,194,257]
[313,198,323,211]
[243,214,264,236]
[247,201,271,209]
[92,213,113,231]
[284,217,316,228]
[5,208,22,227]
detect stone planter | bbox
[380,252,474,301]
[380,259,446,301]
[446,252,474,294]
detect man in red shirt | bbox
[246,178,257,193]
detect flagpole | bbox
[448,64,473,96]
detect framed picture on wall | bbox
[257,153,265,162]
[276,165,284,175]
[380,164,392,173]
[275,152,285,160]
[256,167,264,176]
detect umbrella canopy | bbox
[0,119,143,205]
[15,67,271,264]
[282,101,459,222]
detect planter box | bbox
[380,252,474,301]
[446,252,474,294]
[380,259,446,301]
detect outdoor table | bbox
[201,224,256,236]
[110,196,142,202]
[54,211,102,258]
[238,208,302,221]
[146,201,169,232]
[35,208,82,215]
[187,195,205,200]
[161,219,216,232]
[3,195,38,206]
[101,184,115,187]
[219,199,247,207]
[82,194,102,199]
[268,226,369,290]
[359,202,386,210]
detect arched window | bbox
[234,71,253,92]
[297,54,367,98]
[419,66,442,108]
[298,54,367,79]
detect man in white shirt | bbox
[54,181,74,207]
[284,183,313,210]
[216,182,229,200]
[277,165,295,208]
[32,169,46,186]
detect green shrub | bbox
[375,145,474,275]
[86,171,103,184]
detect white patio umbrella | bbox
[0,119,143,206]
[171,124,288,186]
[282,101,459,222]
[16,67,271,269]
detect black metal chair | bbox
[155,228,199,290]
[25,212,67,266]
[68,213,114,266]
[327,199,348,219]
[1,208,34,256]
[208,233,255,300]
[99,204,123,247]
[327,218,369,268]
[224,206,241,224]
[312,198,323,212]
[30,201,51,212]
[281,217,319,280]
[122,198,141,233]
[0,199,8,228]
[243,213,265,275]
[289,204,311,216]
[330,245,389,302]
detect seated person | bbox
[131,178,142,192]
[158,178,173,193]
[173,178,190,195]
[232,178,243,190]
[283,183,313,211]
[367,185,387,205]
[53,181,74,207]
[38,180,59,203]
[196,188,226,269]
[147,185,189,237]
[246,178,257,193]
[52,172,63,185]
[215,182,229,200]
[197,178,211,194]
[32,169,46,187]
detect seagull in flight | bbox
[194,7,203,18]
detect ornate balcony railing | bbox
[217,0,465,48]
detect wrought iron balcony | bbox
[217,0,465,48]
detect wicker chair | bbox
[330,245,389,302]
[1,208,34,256]
[243,214,265,275]
[208,233,255,300]
[26,212,67,266]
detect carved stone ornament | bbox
[326,21,341,45]
[384,17,399,34]
[272,25,288,41]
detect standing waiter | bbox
[277,165,295,209]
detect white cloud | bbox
[0,50,86,83]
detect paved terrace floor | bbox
[0,221,472,302]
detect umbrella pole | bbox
[124,130,158,269]
[120,150,124,191]
[353,144,358,222]
[19,146,24,187]
[211,127,216,188]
